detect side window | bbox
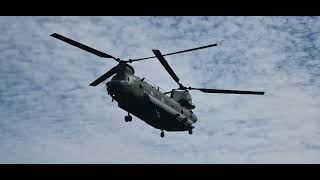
[127,76,132,84]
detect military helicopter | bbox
[50,33,265,138]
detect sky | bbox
[0,16,319,163]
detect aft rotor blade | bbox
[152,49,181,86]
[89,66,118,86]
[130,43,217,62]
[191,88,265,95]
[50,33,119,61]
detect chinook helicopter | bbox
[50,33,265,138]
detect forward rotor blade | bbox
[191,88,265,95]
[152,49,181,86]
[89,66,118,86]
[130,43,217,62]
[50,33,119,61]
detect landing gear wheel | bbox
[125,115,132,122]
[160,131,164,138]
[188,128,193,135]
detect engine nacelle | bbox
[171,90,195,109]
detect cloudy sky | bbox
[0,16,319,163]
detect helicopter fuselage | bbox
[105,67,197,132]
[50,33,265,137]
